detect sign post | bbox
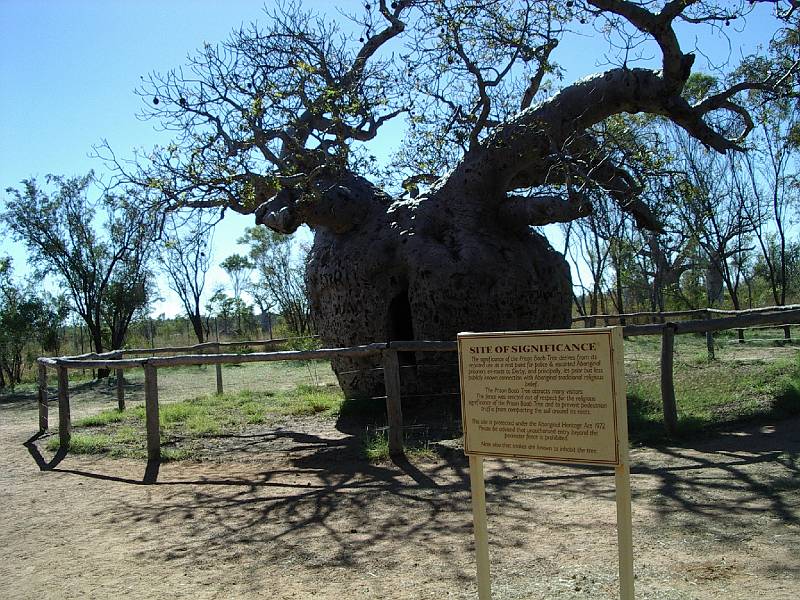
[469,455,491,600]
[458,327,633,599]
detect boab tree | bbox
[107,0,799,400]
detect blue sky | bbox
[0,1,781,316]
[1,0,290,315]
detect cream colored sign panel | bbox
[458,328,623,466]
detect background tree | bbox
[733,96,799,335]
[205,287,231,338]
[668,123,754,312]
[220,253,253,334]
[158,214,213,343]
[104,1,799,399]
[562,194,620,324]
[204,286,256,338]
[3,174,157,375]
[0,259,66,386]
[238,226,312,336]
[220,253,253,303]
[102,226,155,351]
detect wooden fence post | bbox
[705,331,715,360]
[116,368,125,411]
[57,366,71,450]
[660,324,678,436]
[382,349,405,457]
[37,364,48,432]
[215,342,224,395]
[144,363,160,461]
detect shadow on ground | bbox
[21,414,800,589]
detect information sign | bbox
[457,327,634,600]
[458,328,625,465]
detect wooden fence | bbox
[36,338,453,462]
[36,308,800,462]
[575,306,800,435]
[574,305,799,338]
[572,303,800,324]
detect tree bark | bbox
[254,56,761,404]
[260,173,572,403]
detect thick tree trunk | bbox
[288,175,572,407]
[257,63,744,410]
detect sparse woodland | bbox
[2,1,800,388]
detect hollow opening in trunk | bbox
[388,288,417,366]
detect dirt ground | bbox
[1,388,799,600]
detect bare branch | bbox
[586,0,694,89]
[520,40,558,110]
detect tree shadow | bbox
[20,415,800,593]
[102,431,486,588]
[20,425,480,581]
[69,377,145,403]
[632,417,800,531]
[0,387,38,407]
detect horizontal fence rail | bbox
[572,303,800,324]
[35,309,799,466]
[621,308,800,336]
[121,337,293,356]
[573,304,800,353]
